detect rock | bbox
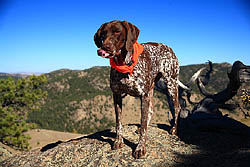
[0,144,12,162]
[1,125,250,167]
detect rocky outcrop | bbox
[1,124,250,167]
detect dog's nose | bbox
[97,49,104,57]
[97,49,109,58]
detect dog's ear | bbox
[94,23,106,48]
[122,21,140,65]
[122,21,140,53]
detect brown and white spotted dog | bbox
[94,20,181,159]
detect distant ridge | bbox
[0,72,42,79]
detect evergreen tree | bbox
[0,75,47,150]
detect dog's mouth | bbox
[97,49,121,59]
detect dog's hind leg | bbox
[112,94,124,150]
[163,73,181,135]
[164,76,181,135]
[165,89,175,127]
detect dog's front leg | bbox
[133,88,154,159]
[112,93,124,150]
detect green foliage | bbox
[28,67,114,133]
[0,75,47,150]
[0,108,31,150]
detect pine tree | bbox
[0,75,47,150]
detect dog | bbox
[94,20,181,159]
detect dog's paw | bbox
[133,144,146,159]
[170,126,177,135]
[112,139,124,150]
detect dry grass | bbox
[25,129,83,150]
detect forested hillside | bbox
[27,62,248,134]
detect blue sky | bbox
[0,0,249,73]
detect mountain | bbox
[26,62,250,134]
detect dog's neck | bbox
[109,42,144,76]
[113,49,133,66]
[113,55,125,66]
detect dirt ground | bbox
[25,129,84,150]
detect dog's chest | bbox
[110,43,177,96]
[110,51,155,96]
[110,65,150,96]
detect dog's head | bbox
[94,20,140,65]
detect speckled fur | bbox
[110,43,179,96]
[110,42,181,158]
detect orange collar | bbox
[110,42,144,76]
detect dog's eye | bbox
[101,34,105,42]
[114,30,121,34]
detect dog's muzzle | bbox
[97,48,121,59]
